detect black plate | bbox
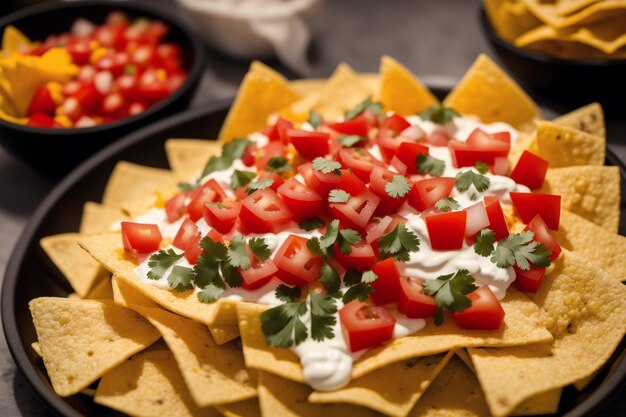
[2,82,625,417]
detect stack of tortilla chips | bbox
[484,0,626,59]
[29,54,626,417]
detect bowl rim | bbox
[479,6,626,67]
[0,0,205,136]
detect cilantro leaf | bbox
[308,111,323,129]
[342,283,374,303]
[231,170,256,189]
[222,138,254,160]
[197,282,225,303]
[249,237,271,261]
[266,156,292,173]
[299,217,324,231]
[306,237,324,256]
[221,262,243,287]
[227,235,249,269]
[318,219,340,251]
[328,189,351,203]
[385,175,411,198]
[469,193,478,201]
[275,284,301,302]
[178,182,194,191]
[319,262,341,293]
[345,97,382,120]
[309,293,337,341]
[474,229,496,257]
[167,265,195,292]
[343,269,362,286]
[416,153,445,176]
[312,157,342,175]
[200,236,228,261]
[200,155,233,178]
[261,302,308,348]
[419,103,460,124]
[147,249,183,281]
[455,170,491,193]
[491,231,551,270]
[361,270,378,283]
[423,269,478,323]
[193,254,221,288]
[475,160,489,174]
[435,197,460,213]
[338,228,361,254]
[247,178,274,194]
[339,134,368,147]
[378,223,420,262]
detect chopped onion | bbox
[464,202,490,237]
[400,124,426,141]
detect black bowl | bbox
[479,8,626,116]
[0,0,205,177]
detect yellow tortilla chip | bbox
[379,55,438,116]
[101,161,177,211]
[216,399,261,417]
[95,349,220,417]
[308,351,454,417]
[257,372,383,417]
[311,63,372,121]
[218,61,301,143]
[83,275,113,300]
[80,202,128,234]
[539,166,620,232]
[237,289,551,383]
[112,274,159,308]
[40,233,109,297]
[29,298,160,397]
[556,209,626,281]
[521,0,626,28]
[165,139,222,182]
[2,25,32,55]
[468,251,626,417]
[532,120,605,167]
[484,0,542,42]
[31,341,42,357]
[553,102,605,138]
[408,356,490,417]
[443,54,541,130]
[290,73,380,99]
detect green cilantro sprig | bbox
[385,175,411,198]
[266,156,292,173]
[231,170,256,189]
[474,229,496,256]
[202,138,253,179]
[423,269,478,325]
[345,97,383,120]
[378,222,420,262]
[246,178,274,194]
[455,170,490,193]
[308,111,323,129]
[490,231,551,270]
[342,270,378,304]
[419,103,460,125]
[435,197,460,213]
[416,153,445,176]
[312,157,342,175]
[339,135,368,147]
[299,217,325,231]
[328,189,351,203]
[307,219,361,257]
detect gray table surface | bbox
[1,0,625,416]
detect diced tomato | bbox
[513,265,546,293]
[137,79,169,104]
[338,148,383,182]
[127,101,146,116]
[424,211,467,250]
[121,222,162,255]
[67,37,92,65]
[185,228,221,265]
[464,202,490,237]
[26,86,56,117]
[524,215,561,260]
[340,301,396,352]
[257,171,284,192]
[392,142,429,175]
[274,235,322,286]
[451,286,505,330]
[334,241,376,272]
[61,97,82,121]
[298,161,341,197]
[116,73,138,99]
[157,43,182,69]
[239,189,293,233]
[268,117,293,143]
[328,114,369,137]
[370,258,401,305]
[145,21,169,44]
[491,131,511,145]
[92,23,127,50]
[483,196,509,240]
[510,192,560,230]
[425,130,452,146]
[277,179,323,222]
[369,166,410,216]
[165,192,188,223]
[186,180,227,221]
[203,201,241,233]
[377,114,412,161]
[256,141,285,171]
[27,113,58,128]
[408,177,455,211]
[73,82,103,113]
[241,143,257,167]
[330,188,380,231]
[131,44,158,68]
[337,169,367,196]
[466,128,510,156]
[509,151,549,190]
[173,218,199,250]
[449,142,504,167]
[102,92,125,116]
[397,277,438,318]
[365,215,407,244]
[288,129,330,160]
[240,246,278,290]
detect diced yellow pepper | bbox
[54,114,72,128]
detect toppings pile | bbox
[121,99,561,354]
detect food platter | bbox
[2,76,625,417]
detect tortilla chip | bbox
[532,121,605,167]
[468,251,626,417]
[40,233,108,297]
[165,139,222,181]
[206,298,241,345]
[84,275,113,300]
[237,290,551,383]
[95,349,220,417]
[216,399,261,417]
[31,341,42,357]
[102,161,177,211]
[484,0,542,42]
[308,351,454,417]
[311,63,372,121]
[521,0,626,28]
[121,189,178,219]
[443,54,541,130]
[2,25,32,55]
[539,166,620,232]
[257,372,383,417]
[218,61,301,143]
[553,102,605,138]
[290,74,380,99]
[379,55,438,116]
[29,298,160,397]
[407,356,490,417]
[555,209,626,281]
[80,202,128,234]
